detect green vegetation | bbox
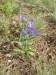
[0,16,9,37]
[0,0,20,16]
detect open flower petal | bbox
[27,22,32,28]
[27,19,34,28]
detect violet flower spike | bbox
[20,16,25,21]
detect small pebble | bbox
[8,60,12,63]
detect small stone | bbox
[8,60,11,63]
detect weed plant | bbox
[0,0,20,16]
[0,16,9,37]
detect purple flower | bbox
[27,19,34,28]
[20,16,25,21]
[22,27,26,31]
[27,22,32,28]
[28,27,40,36]
[22,31,26,37]
[22,27,26,37]
[28,27,36,35]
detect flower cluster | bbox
[19,16,40,61]
[20,16,40,37]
